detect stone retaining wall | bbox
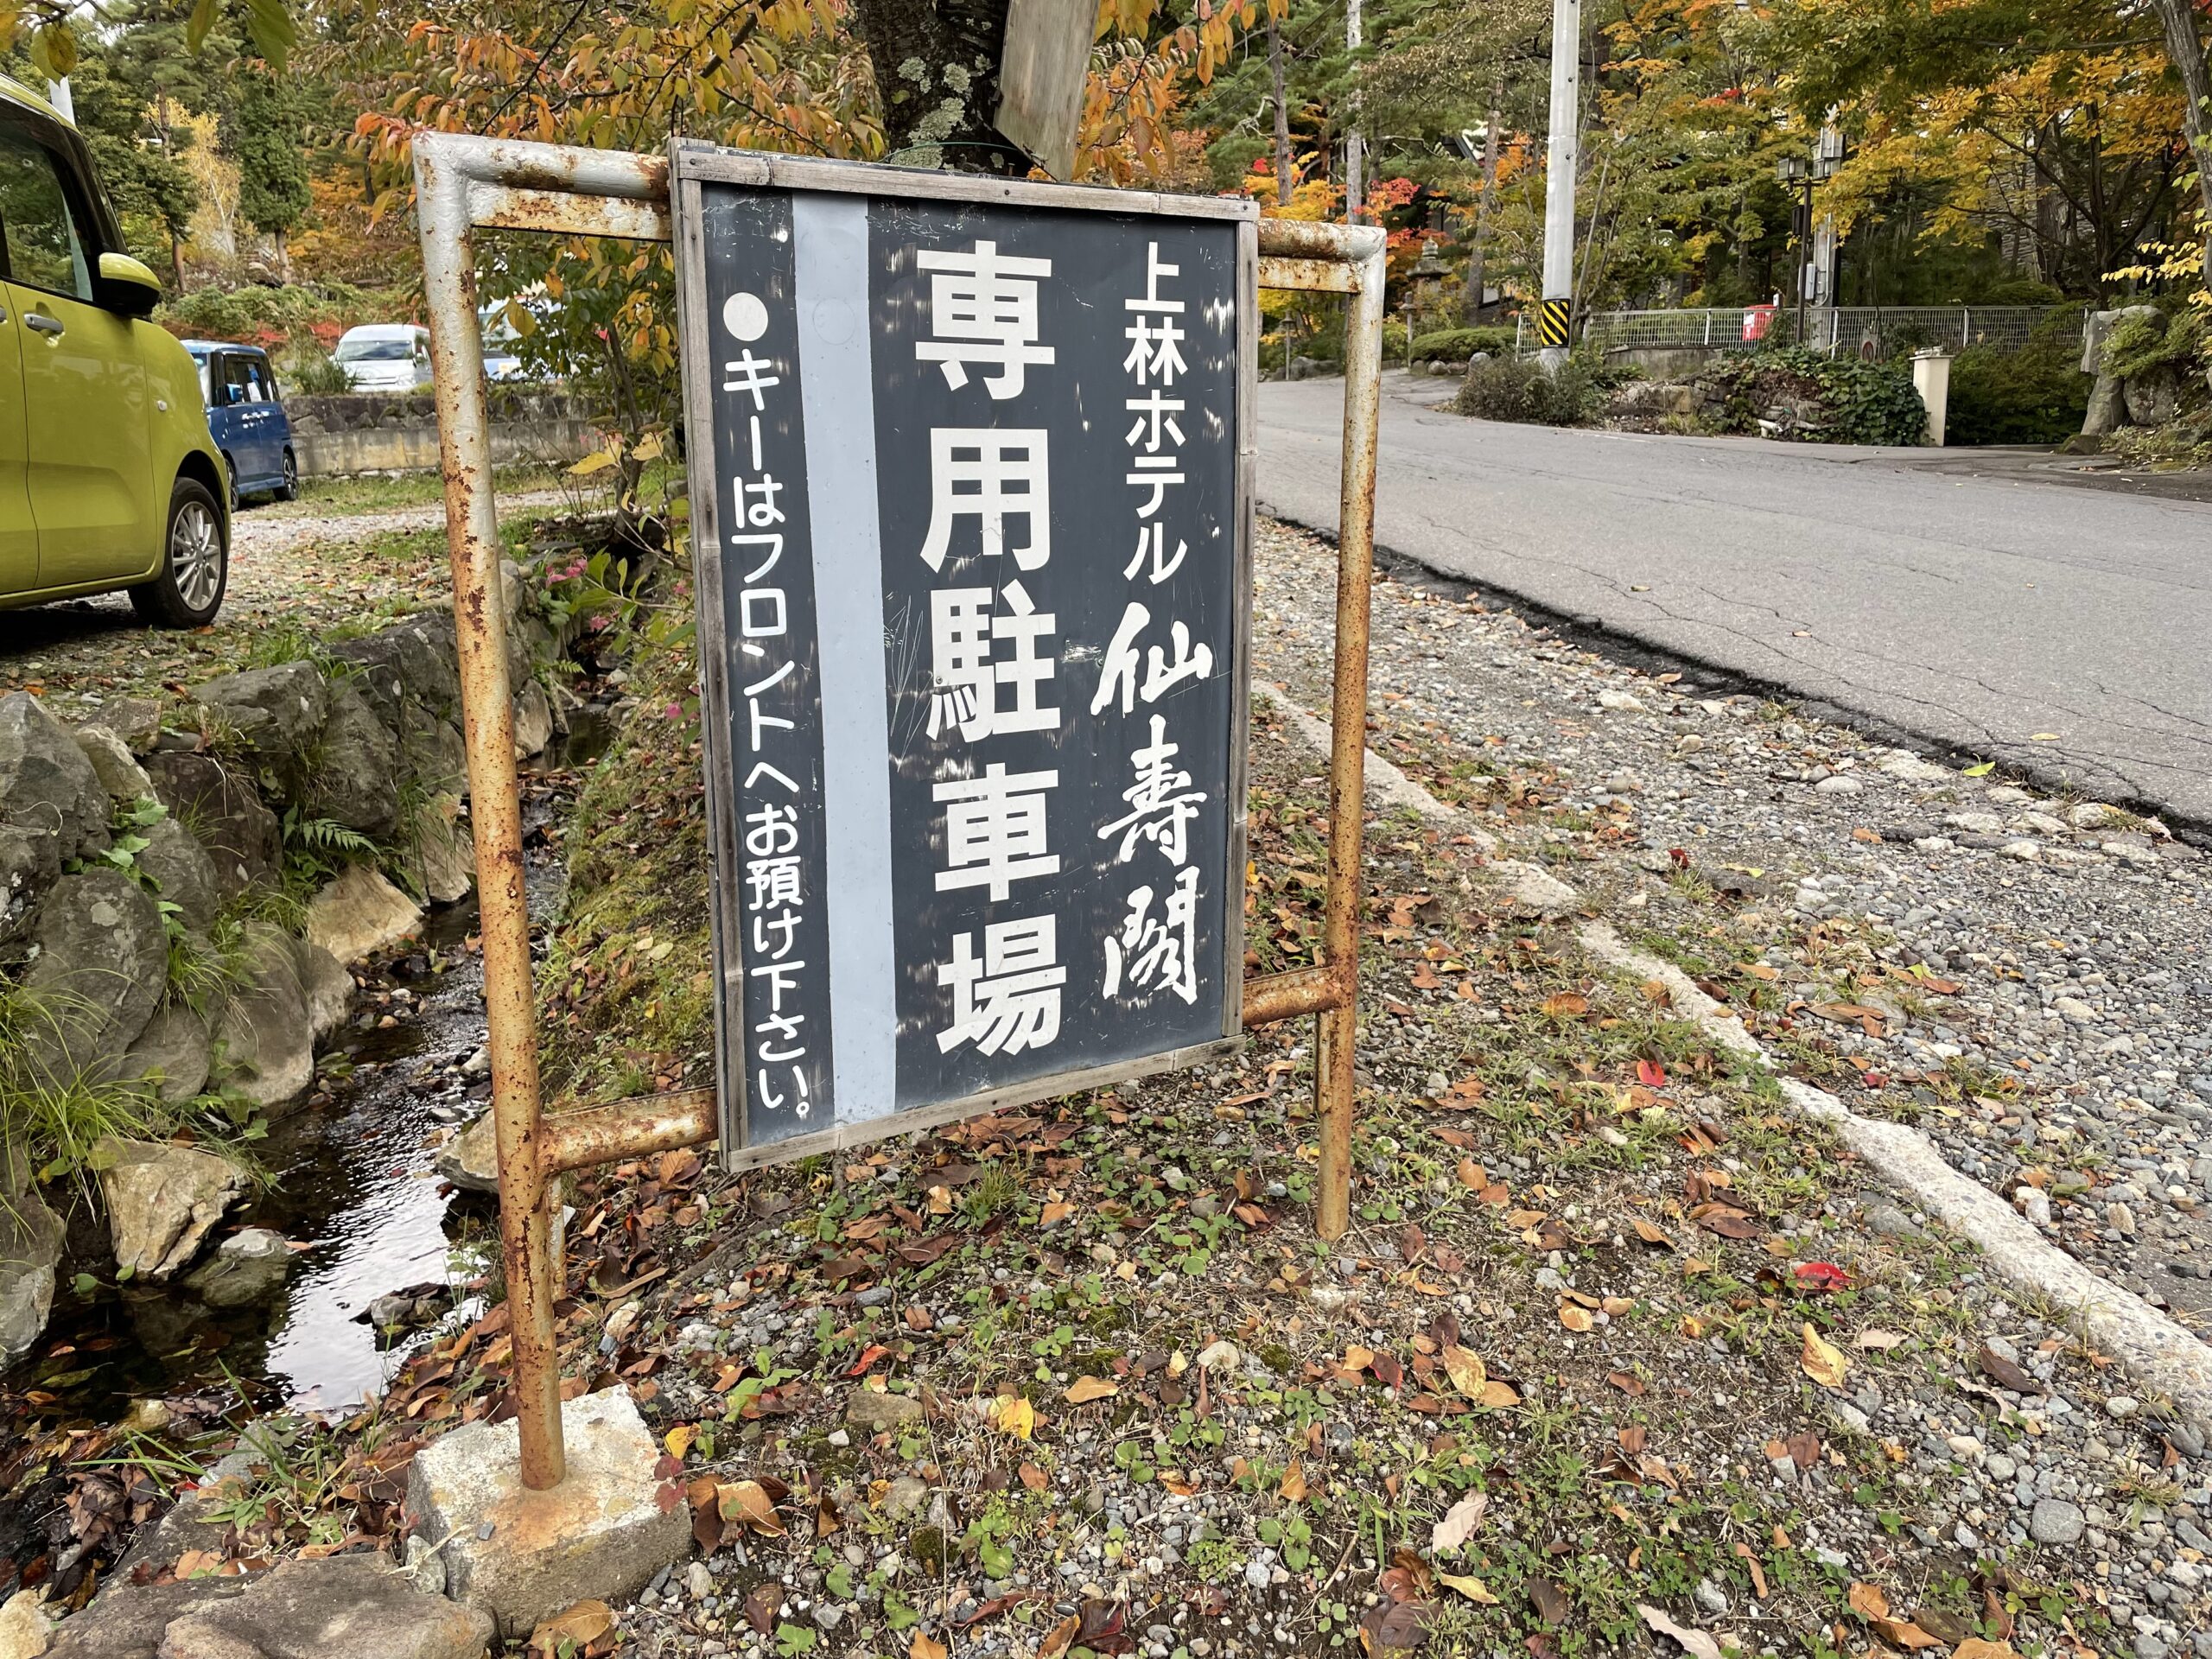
[287,389,605,478]
[0,562,566,1363]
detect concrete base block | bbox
[404,1389,687,1638]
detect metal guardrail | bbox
[1575,304,2083,357]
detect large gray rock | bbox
[411,794,474,905]
[304,866,422,964]
[286,937,352,1045]
[333,616,462,728]
[95,1137,243,1280]
[13,869,167,1084]
[194,662,330,763]
[143,1554,492,1659]
[183,1227,293,1308]
[0,693,111,930]
[46,1577,251,1659]
[143,753,281,901]
[73,722,155,802]
[123,1002,212,1103]
[512,681,554,759]
[399,710,468,799]
[405,1388,687,1638]
[302,686,400,837]
[136,817,223,932]
[212,924,316,1109]
[433,1114,499,1193]
[0,1182,64,1365]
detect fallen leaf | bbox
[1041,1201,1074,1225]
[1952,1642,2018,1659]
[743,1583,784,1634]
[1977,1343,2041,1395]
[1637,1603,1724,1659]
[1848,1583,1891,1620]
[1279,1460,1307,1501]
[1800,1323,1849,1389]
[1018,1461,1050,1492]
[664,1424,696,1459]
[1039,1614,1082,1659]
[1792,1262,1852,1292]
[1637,1058,1668,1088]
[1432,1491,1488,1554]
[1632,1218,1675,1249]
[1607,1370,1645,1396]
[1558,1304,1595,1333]
[1478,1379,1520,1408]
[1541,992,1590,1019]
[910,1632,948,1659]
[1875,1618,1943,1649]
[717,1479,784,1535]
[530,1600,614,1656]
[1343,1344,1376,1372]
[1441,1345,1486,1396]
[1855,1328,1906,1351]
[992,1395,1037,1440]
[1529,1575,1568,1625]
[1065,1376,1118,1405]
[1437,1572,1499,1605]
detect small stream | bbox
[3,710,612,1429]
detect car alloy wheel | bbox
[170,497,224,612]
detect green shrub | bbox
[1410,326,1516,364]
[2103,306,2206,382]
[1456,353,1602,425]
[1691,347,1925,446]
[1947,311,2089,447]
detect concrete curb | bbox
[1253,678,2212,1438]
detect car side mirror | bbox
[93,251,161,319]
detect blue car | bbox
[183,340,298,506]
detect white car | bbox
[334,323,432,391]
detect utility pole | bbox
[1537,0,1581,370]
[1344,0,1363,224]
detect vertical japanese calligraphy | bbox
[680,155,1249,1159]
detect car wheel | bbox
[129,478,228,628]
[277,448,299,501]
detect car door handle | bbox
[25,314,63,337]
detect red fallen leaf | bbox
[1793,1262,1852,1292]
[842,1344,893,1377]
[1371,1351,1403,1389]
[1637,1058,1667,1088]
[1668,848,1690,869]
[1077,1597,1132,1655]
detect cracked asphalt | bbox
[1258,373,2212,831]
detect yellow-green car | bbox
[0,75,228,627]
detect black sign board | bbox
[671,145,1257,1165]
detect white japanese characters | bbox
[1096,240,1212,1007]
[916,238,1070,1056]
[720,293,823,1118]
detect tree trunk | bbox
[849,0,1017,172]
[1268,17,1292,208]
[1459,79,1503,324]
[2148,0,2212,286]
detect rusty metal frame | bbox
[414,130,1382,1492]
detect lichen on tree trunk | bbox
[851,0,1019,173]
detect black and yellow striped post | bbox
[1537,297,1572,351]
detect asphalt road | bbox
[1258,374,2212,830]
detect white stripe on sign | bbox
[793,191,896,1123]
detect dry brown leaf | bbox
[1874,1619,1943,1649]
[1065,1376,1118,1404]
[1559,1303,1595,1333]
[910,1632,948,1659]
[1431,1491,1488,1554]
[1039,1614,1082,1659]
[531,1601,614,1656]
[1632,1218,1675,1249]
[1952,1642,2018,1659]
[1800,1323,1849,1389]
[716,1479,784,1535]
[1637,1603,1725,1659]
[1855,1328,1906,1351]
[1478,1379,1520,1408]
[1279,1460,1307,1501]
[1343,1343,1376,1372]
[1440,1345,1487,1396]
[1541,991,1590,1019]
[1848,1583,1891,1620]
[1040,1201,1074,1225]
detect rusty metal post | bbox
[414,136,567,1491]
[1312,228,1387,1243]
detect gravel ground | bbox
[1252,517,2212,1335]
[0,488,568,715]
